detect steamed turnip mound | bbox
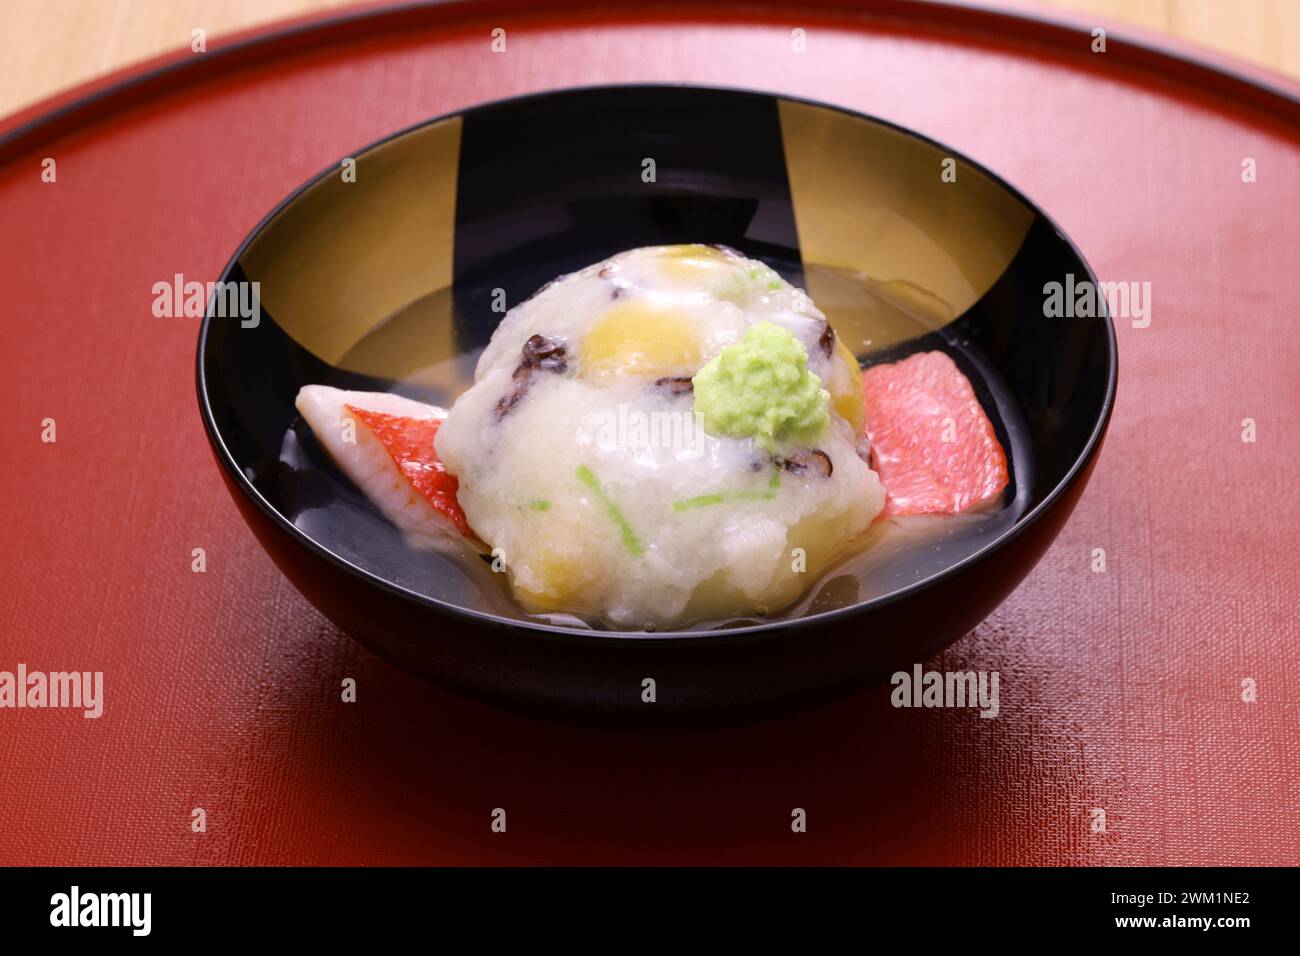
[433,245,885,627]
[296,244,1011,629]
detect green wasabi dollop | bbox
[692,321,830,452]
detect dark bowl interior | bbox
[197,85,1115,719]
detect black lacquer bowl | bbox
[197,85,1116,719]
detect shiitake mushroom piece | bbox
[520,333,567,373]
[818,321,836,358]
[653,376,695,397]
[495,334,568,420]
[775,449,834,478]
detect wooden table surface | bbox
[1,0,1299,121]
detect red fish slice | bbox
[345,405,473,537]
[862,351,1009,516]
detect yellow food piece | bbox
[580,300,702,379]
[656,244,734,284]
[828,334,865,433]
[514,551,585,611]
[659,244,716,258]
[508,508,603,612]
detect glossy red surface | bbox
[0,2,1296,864]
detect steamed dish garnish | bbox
[692,320,832,451]
[295,388,469,547]
[436,244,881,627]
[863,350,1009,516]
[295,244,1009,629]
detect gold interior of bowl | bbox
[238,117,462,376]
[236,94,1032,378]
[777,100,1032,350]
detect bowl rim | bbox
[195,81,1118,646]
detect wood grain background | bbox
[1,0,1298,121]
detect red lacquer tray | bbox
[1,0,1297,866]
